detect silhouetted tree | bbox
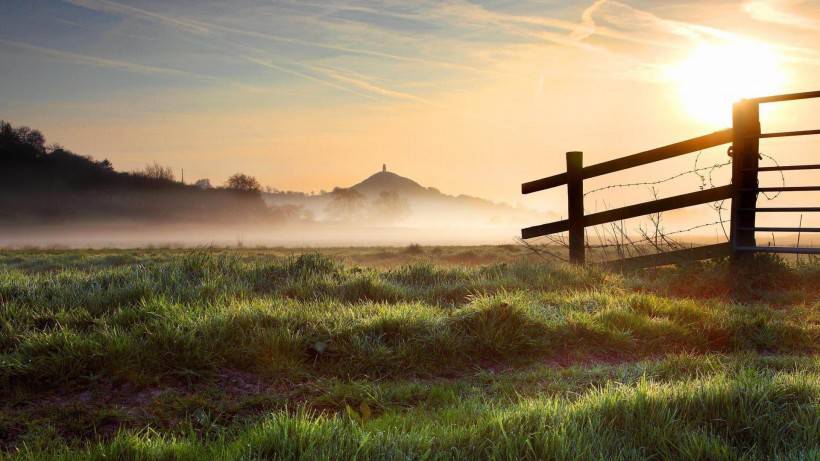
[0,121,15,141]
[371,190,410,222]
[226,173,261,192]
[0,120,275,226]
[46,143,64,154]
[20,128,45,153]
[1,121,46,152]
[325,187,366,221]
[141,162,175,181]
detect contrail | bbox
[240,56,379,101]
[65,0,209,33]
[0,38,206,78]
[62,0,501,76]
[309,64,442,107]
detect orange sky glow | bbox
[2,0,819,234]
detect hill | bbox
[350,167,434,198]
[0,121,543,246]
[0,121,271,227]
[263,165,544,228]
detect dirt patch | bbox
[0,369,294,450]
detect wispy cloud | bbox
[574,0,721,44]
[310,64,441,106]
[744,1,820,30]
[239,55,378,101]
[0,38,202,77]
[62,0,498,76]
[570,0,606,41]
[65,0,210,34]
[573,0,820,65]
[42,0,820,101]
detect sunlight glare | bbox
[668,40,786,126]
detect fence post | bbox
[729,100,760,257]
[566,151,585,264]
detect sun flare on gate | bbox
[668,40,786,126]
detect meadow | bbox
[0,246,818,460]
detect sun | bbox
[668,40,786,126]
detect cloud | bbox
[65,1,438,104]
[62,0,497,76]
[54,0,820,100]
[310,64,441,107]
[428,0,678,50]
[239,55,378,101]
[574,0,726,45]
[744,1,820,30]
[241,55,443,107]
[571,0,606,41]
[0,38,203,77]
[570,0,820,67]
[65,0,210,34]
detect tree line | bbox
[1,120,263,193]
[0,120,280,224]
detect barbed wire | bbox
[538,219,732,250]
[598,219,731,248]
[583,155,731,197]
[533,218,728,248]
[692,149,732,239]
[522,144,794,263]
[759,152,786,200]
[514,237,568,262]
[583,148,785,199]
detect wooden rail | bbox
[749,164,820,172]
[521,90,820,268]
[760,129,820,139]
[736,246,820,254]
[522,186,732,239]
[744,207,820,212]
[605,243,732,270]
[521,129,732,194]
[744,186,820,192]
[749,90,820,104]
[739,227,820,232]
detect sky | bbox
[1,0,819,220]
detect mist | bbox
[0,221,524,249]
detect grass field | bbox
[1,246,818,460]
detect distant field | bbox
[1,247,818,460]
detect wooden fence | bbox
[521,90,820,269]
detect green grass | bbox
[0,249,818,460]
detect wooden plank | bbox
[747,164,820,172]
[521,129,733,194]
[760,129,820,139]
[740,227,820,232]
[742,186,820,192]
[742,207,820,212]
[566,151,585,264]
[605,243,732,270]
[582,129,733,179]
[750,90,820,104]
[582,186,733,228]
[735,246,820,254]
[521,185,732,239]
[522,172,567,194]
[730,100,760,254]
[521,219,569,239]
